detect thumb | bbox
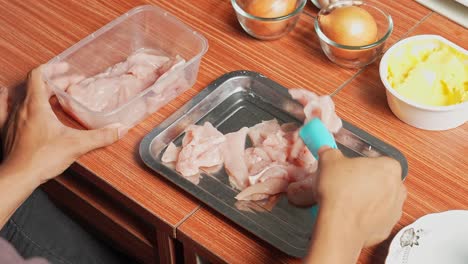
[318,147,344,165]
[74,124,128,154]
[0,87,8,129]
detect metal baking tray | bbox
[140,71,408,257]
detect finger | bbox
[317,146,331,156]
[397,184,407,208]
[318,148,344,165]
[43,62,70,78]
[26,63,72,102]
[73,124,128,155]
[25,65,49,103]
[389,184,407,228]
[52,74,85,91]
[0,87,8,129]
[380,157,403,185]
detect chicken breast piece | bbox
[289,88,342,133]
[146,69,189,114]
[235,178,289,201]
[248,119,289,163]
[244,147,272,176]
[66,51,183,113]
[248,163,289,186]
[176,122,225,177]
[222,127,250,190]
[248,119,283,146]
[161,142,181,163]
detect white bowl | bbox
[379,35,468,131]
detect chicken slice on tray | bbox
[235,178,289,201]
[289,88,342,133]
[248,119,283,146]
[161,142,181,163]
[236,163,317,203]
[244,147,272,176]
[248,163,289,186]
[222,127,250,190]
[159,87,343,205]
[175,122,225,177]
[287,130,318,172]
[234,195,281,212]
[248,119,289,163]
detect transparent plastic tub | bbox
[44,5,208,129]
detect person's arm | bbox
[288,148,407,264]
[0,65,127,229]
[0,165,38,228]
[305,205,364,263]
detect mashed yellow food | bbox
[387,40,467,107]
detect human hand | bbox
[0,64,127,185]
[291,148,406,263]
[315,148,406,247]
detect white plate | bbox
[386,210,468,264]
[414,0,468,28]
[454,0,468,7]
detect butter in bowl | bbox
[380,35,468,131]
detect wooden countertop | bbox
[1,0,201,233]
[0,0,466,263]
[176,1,468,263]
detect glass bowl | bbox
[314,0,393,68]
[232,0,307,40]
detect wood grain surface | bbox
[334,12,468,264]
[177,2,467,264]
[0,0,200,230]
[0,0,466,263]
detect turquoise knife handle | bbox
[299,118,338,220]
[299,118,338,160]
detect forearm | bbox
[305,205,364,264]
[0,163,39,229]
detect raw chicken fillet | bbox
[161,88,343,202]
[52,50,188,128]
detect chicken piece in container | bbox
[44,5,209,129]
[66,51,176,112]
[48,50,188,129]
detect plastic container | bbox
[231,0,306,40]
[314,0,393,68]
[380,35,468,131]
[44,5,208,129]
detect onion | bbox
[246,0,297,18]
[243,0,298,38]
[319,6,378,46]
[318,5,378,59]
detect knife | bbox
[299,118,338,221]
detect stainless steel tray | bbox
[139,71,408,257]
